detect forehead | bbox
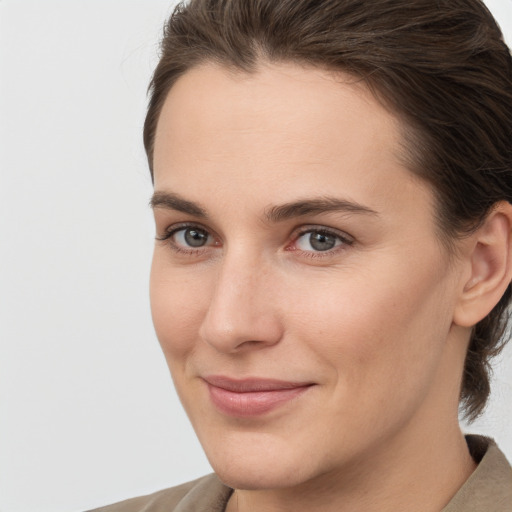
[152,61,430,219]
[154,62,401,162]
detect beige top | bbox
[87,436,511,512]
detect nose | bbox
[198,251,283,353]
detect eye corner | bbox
[155,230,172,243]
[288,225,355,259]
[155,222,222,256]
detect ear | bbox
[454,201,512,327]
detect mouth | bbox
[202,375,315,417]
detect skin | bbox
[150,62,511,512]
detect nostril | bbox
[199,309,283,354]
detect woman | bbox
[91,0,512,510]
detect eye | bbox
[156,224,218,253]
[173,226,211,248]
[294,228,352,253]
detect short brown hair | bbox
[144,0,512,421]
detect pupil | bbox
[310,232,335,251]
[184,228,208,247]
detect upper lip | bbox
[203,375,314,392]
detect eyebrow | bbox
[265,197,379,222]
[150,191,378,221]
[150,191,208,218]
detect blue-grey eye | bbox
[296,231,342,252]
[175,227,210,248]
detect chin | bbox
[200,432,322,491]
[213,461,313,491]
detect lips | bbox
[203,376,314,417]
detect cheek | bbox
[292,263,455,400]
[149,255,210,359]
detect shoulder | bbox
[443,435,512,512]
[86,474,232,512]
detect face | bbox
[150,62,467,490]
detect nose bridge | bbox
[199,246,282,352]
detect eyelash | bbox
[156,222,217,256]
[156,223,354,258]
[290,227,354,258]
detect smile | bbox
[203,376,315,417]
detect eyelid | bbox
[287,225,354,255]
[156,222,214,242]
[294,225,354,243]
[155,222,221,258]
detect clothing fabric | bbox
[87,475,231,512]
[442,436,511,512]
[87,435,511,512]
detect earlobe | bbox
[454,201,512,327]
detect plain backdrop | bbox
[1,1,511,511]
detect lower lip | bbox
[206,383,312,417]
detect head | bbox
[146,0,512,492]
[146,0,512,422]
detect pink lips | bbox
[203,376,313,417]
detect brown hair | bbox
[144,0,512,421]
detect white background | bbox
[1,1,511,511]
